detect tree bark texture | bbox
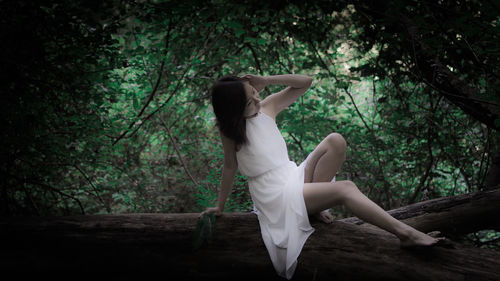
[1,189,499,280]
[485,148,500,190]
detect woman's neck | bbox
[245,111,259,119]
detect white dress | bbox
[235,111,334,280]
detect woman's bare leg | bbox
[304,133,346,223]
[304,133,346,183]
[303,180,444,246]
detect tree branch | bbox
[158,113,199,191]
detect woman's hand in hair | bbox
[199,206,222,217]
[240,74,267,93]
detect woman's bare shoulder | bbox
[260,103,277,121]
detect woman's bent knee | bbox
[343,180,356,188]
[338,180,359,203]
[327,133,347,152]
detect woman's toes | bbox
[324,213,334,223]
[315,210,334,224]
[427,231,442,238]
[400,229,448,248]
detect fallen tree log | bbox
[1,189,499,280]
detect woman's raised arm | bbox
[264,74,312,89]
[244,74,313,118]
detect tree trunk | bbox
[485,147,500,190]
[1,189,499,280]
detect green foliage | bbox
[464,230,500,250]
[2,0,498,227]
[192,213,216,251]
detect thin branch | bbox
[72,164,109,213]
[123,43,244,142]
[4,171,85,214]
[245,43,263,75]
[112,31,227,146]
[435,90,500,108]
[400,14,500,129]
[409,136,434,204]
[288,132,304,152]
[307,37,394,206]
[21,175,40,216]
[480,129,492,188]
[478,127,490,188]
[307,39,372,132]
[137,17,174,118]
[158,114,198,191]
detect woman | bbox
[201,73,444,280]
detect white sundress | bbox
[235,111,334,280]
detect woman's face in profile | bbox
[242,81,261,118]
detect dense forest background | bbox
[2,0,499,245]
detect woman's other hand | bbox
[199,206,222,218]
[240,74,267,92]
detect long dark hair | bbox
[210,75,248,146]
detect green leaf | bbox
[192,213,216,251]
[133,95,139,110]
[225,20,243,30]
[495,118,500,127]
[235,29,245,38]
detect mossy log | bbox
[1,189,500,280]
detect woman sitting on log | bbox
[201,73,445,280]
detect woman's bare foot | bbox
[314,209,334,224]
[399,228,446,248]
